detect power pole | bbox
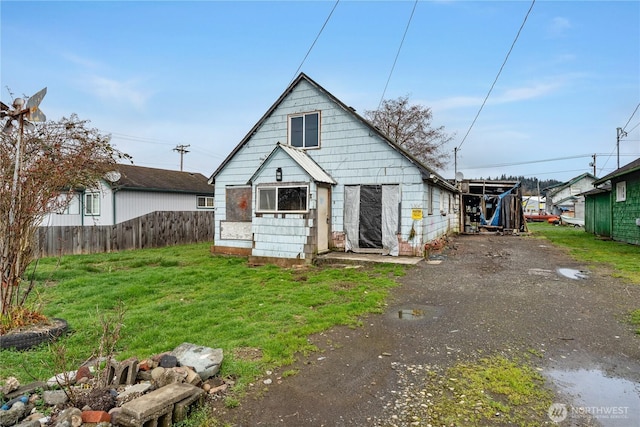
[173,144,190,171]
[616,127,627,169]
[589,153,596,176]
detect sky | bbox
[1,0,639,184]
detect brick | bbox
[81,411,111,424]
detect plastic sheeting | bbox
[381,185,399,256]
[344,186,360,253]
[344,185,399,256]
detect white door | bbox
[317,186,329,253]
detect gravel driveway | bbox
[213,234,640,426]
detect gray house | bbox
[41,164,214,227]
[209,73,458,265]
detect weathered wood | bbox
[35,211,214,257]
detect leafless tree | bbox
[0,114,128,318]
[365,95,453,170]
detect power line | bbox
[290,0,340,84]
[464,153,592,170]
[376,0,419,110]
[621,102,640,132]
[456,0,535,151]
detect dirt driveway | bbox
[214,234,640,426]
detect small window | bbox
[257,185,308,213]
[616,181,626,202]
[289,112,319,148]
[197,196,214,208]
[84,192,100,216]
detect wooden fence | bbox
[36,211,214,257]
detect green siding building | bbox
[591,158,640,245]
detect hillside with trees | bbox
[475,174,563,195]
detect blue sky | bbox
[2,0,639,183]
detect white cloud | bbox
[548,16,571,38]
[86,76,151,110]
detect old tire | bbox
[0,318,69,350]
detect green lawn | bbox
[527,222,640,284]
[1,244,404,393]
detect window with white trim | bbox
[84,192,100,216]
[616,181,626,202]
[289,112,319,148]
[197,195,214,208]
[257,185,308,213]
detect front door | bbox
[317,186,330,253]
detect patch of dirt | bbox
[233,347,264,362]
[213,234,640,426]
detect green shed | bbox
[592,158,640,246]
[583,185,611,237]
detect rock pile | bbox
[0,343,227,427]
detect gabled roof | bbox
[209,73,457,192]
[593,157,640,185]
[544,172,597,195]
[248,142,336,185]
[112,164,212,194]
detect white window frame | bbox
[288,111,320,149]
[197,195,214,209]
[616,181,627,202]
[84,192,100,216]
[257,185,309,213]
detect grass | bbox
[0,243,404,395]
[527,222,640,284]
[425,355,553,427]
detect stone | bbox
[116,383,153,405]
[81,411,111,424]
[159,354,177,368]
[4,382,47,400]
[43,390,69,406]
[0,401,26,427]
[171,342,224,380]
[52,407,82,427]
[15,420,40,427]
[46,371,77,387]
[0,377,19,395]
[184,367,202,386]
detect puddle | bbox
[546,368,640,426]
[557,268,589,280]
[391,305,442,321]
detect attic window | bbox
[289,112,319,149]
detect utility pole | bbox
[454,147,458,177]
[173,144,190,171]
[616,127,627,169]
[589,153,596,176]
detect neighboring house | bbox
[590,158,640,245]
[41,164,214,227]
[209,73,459,265]
[544,173,597,220]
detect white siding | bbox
[213,79,457,253]
[114,191,204,223]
